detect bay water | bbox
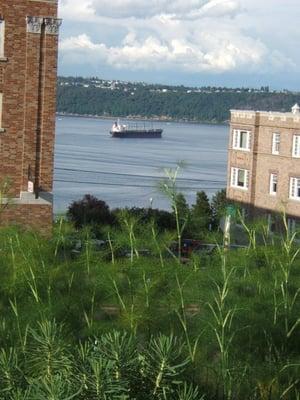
[54,116,229,213]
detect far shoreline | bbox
[56,112,229,126]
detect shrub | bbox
[67,194,115,228]
[112,207,175,231]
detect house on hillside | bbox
[226,104,300,232]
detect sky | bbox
[58,0,300,90]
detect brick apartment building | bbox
[0,0,61,231]
[227,104,300,231]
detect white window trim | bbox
[292,135,300,158]
[231,167,249,190]
[289,177,300,201]
[272,133,280,155]
[269,173,278,196]
[232,129,251,151]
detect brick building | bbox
[227,104,300,230]
[0,0,61,231]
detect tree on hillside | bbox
[189,191,212,238]
[57,79,300,123]
[211,189,228,227]
[174,193,190,229]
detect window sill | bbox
[232,148,250,152]
[0,56,8,62]
[231,185,248,191]
[289,197,300,202]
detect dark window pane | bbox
[240,132,247,148]
[237,170,245,187]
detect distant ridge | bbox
[57,76,300,124]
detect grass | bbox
[0,217,299,399]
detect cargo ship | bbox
[110,120,163,138]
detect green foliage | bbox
[145,334,188,397]
[0,221,299,399]
[0,348,20,394]
[0,177,12,222]
[189,191,212,238]
[174,193,190,228]
[66,189,228,242]
[29,375,80,400]
[26,320,72,381]
[57,77,300,122]
[96,330,137,388]
[67,194,115,229]
[113,207,175,231]
[177,383,204,400]
[211,189,228,226]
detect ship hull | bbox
[110,129,163,138]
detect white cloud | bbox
[58,0,297,83]
[59,0,241,20]
[186,0,240,19]
[59,0,95,21]
[59,27,275,73]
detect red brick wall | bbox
[227,110,300,219]
[0,203,52,234]
[0,0,60,231]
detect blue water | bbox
[54,116,229,213]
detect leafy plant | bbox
[144,334,189,398]
[67,194,114,229]
[26,320,72,381]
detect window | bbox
[231,167,249,190]
[292,135,300,158]
[290,177,300,200]
[0,20,4,57]
[269,173,278,195]
[232,130,251,151]
[272,133,280,155]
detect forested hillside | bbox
[57,77,300,123]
